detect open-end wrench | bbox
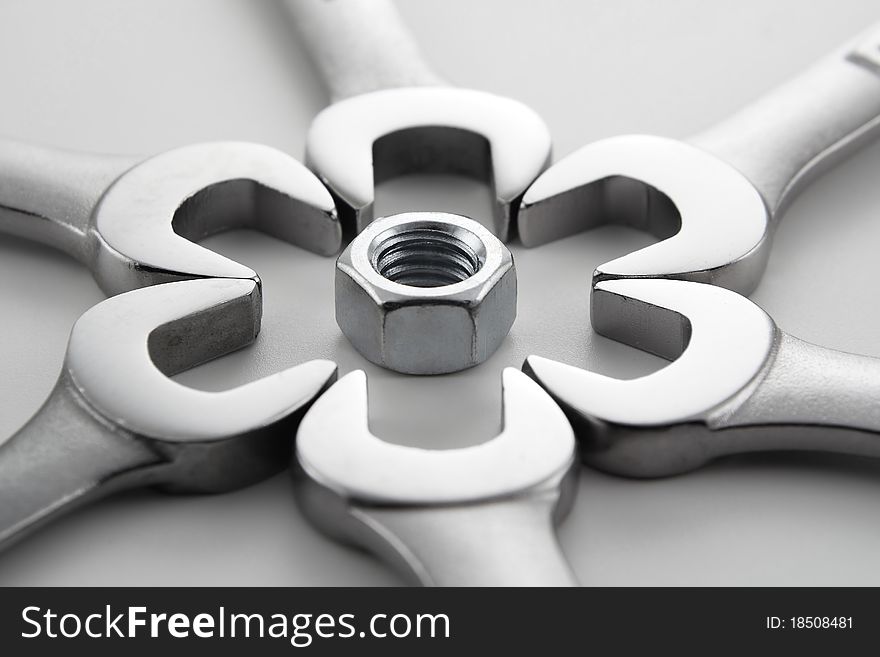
[0,277,337,549]
[294,368,578,586]
[284,0,551,240]
[518,23,880,295]
[524,278,880,479]
[0,139,341,296]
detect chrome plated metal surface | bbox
[294,368,578,586]
[336,212,516,374]
[0,279,337,550]
[285,0,551,240]
[525,278,880,478]
[0,139,341,296]
[518,23,880,295]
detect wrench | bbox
[294,368,578,586]
[284,0,551,240]
[524,278,880,478]
[518,23,880,295]
[0,139,341,296]
[0,277,336,549]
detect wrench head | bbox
[295,368,575,505]
[518,135,771,295]
[523,278,776,477]
[92,142,341,296]
[305,87,552,241]
[65,278,337,492]
[293,368,577,574]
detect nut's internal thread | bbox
[372,228,483,288]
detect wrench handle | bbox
[689,23,880,219]
[0,139,136,263]
[359,493,578,587]
[283,0,445,103]
[719,333,880,454]
[0,378,163,551]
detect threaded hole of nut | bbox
[372,228,483,288]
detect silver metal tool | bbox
[336,212,516,374]
[0,139,341,296]
[294,368,578,586]
[518,23,880,295]
[284,0,551,240]
[0,278,337,550]
[524,278,880,478]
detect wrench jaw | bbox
[521,354,723,478]
[518,135,772,296]
[156,394,329,494]
[523,279,778,478]
[566,412,725,479]
[152,355,338,494]
[293,368,578,586]
[0,278,339,550]
[295,369,575,504]
[64,278,338,493]
[89,142,341,297]
[530,279,880,477]
[305,87,552,241]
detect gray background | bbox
[1,0,879,586]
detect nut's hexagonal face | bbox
[335,213,517,374]
[383,303,476,374]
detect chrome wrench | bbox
[0,278,336,549]
[284,0,551,240]
[518,23,880,295]
[294,368,577,586]
[525,278,880,478]
[0,138,340,296]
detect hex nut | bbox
[335,212,516,374]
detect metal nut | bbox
[335,212,516,374]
